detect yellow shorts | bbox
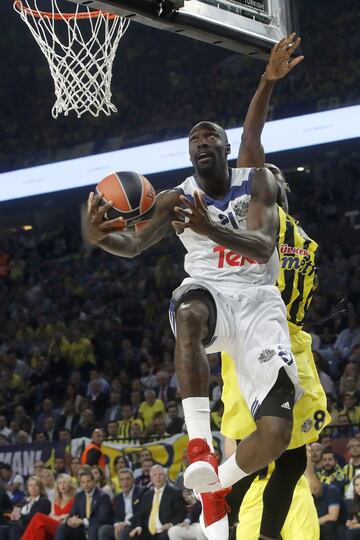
[221,326,331,449]
[237,472,320,540]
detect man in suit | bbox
[103,392,122,425]
[128,465,186,540]
[99,468,144,540]
[54,470,113,540]
[155,372,176,407]
[58,401,80,437]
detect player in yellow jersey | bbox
[217,36,330,540]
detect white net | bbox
[13,0,130,118]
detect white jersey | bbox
[175,167,280,286]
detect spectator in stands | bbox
[138,391,165,431]
[135,459,154,489]
[99,468,145,540]
[86,370,110,398]
[91,466,113,500]
[58,428,72,448]
[36,400,60,432]
[346,476,360,538]
[54,458,68,477]
[319,436,347,467]
[319,314,360,378]
[21,474,76,540]
[140,363,157,391]
[68,372,87,403]
[155,372,176,407]
[0,463,24,505]
[165,404,183,436]
[15,431,30,444]
[106,421,120,440]
[173,452,189,492]
[0,417,11,440]
[307,451,347,540]
[148,418,169,440]
[342,392,360,425]
[54,470,113,540]
[67,329,96,377]
[103,393,122,425]
[34,461,45,476]
[344,440,360,500]
[128,465,186,540]
[13,406,32,434]
[41,469,55,502]
[88,380,108,422]
[73,408,96,439]
[80,429,106,470]
[340,363,360,396]
[0,475,51,540]
[0,480,12,525]
[334,412,359,439]
[44,417,57,442]
[319,449,347,493]
[69,458,80,487]
[111,457,131,496]
[118,405,143,442]
[130,392,142,419]
[129,422,145,445]
[168,489,206,540]
[58,402,80,438]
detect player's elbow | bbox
[256,240,274,264]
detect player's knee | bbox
[258,417,292,458]
[176,301,208,342]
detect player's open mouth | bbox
[197,152,213,163]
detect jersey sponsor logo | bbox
[258,349,276,364]
[281,255,315,276]
[301,418,313,433]
[213,246,257,269]
[280,243,310,257]
[281,401,291,410]
[280,243,315,276]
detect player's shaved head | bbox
[189,121,228,143]
[265,163,289,213]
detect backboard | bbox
[66,0,298,59]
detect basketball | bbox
[96,171,156,229]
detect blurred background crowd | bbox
[1,1,360,172]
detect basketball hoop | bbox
[13,0,130,118]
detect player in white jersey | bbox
[86,118,303,536]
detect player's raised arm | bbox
[237,33,303,168]
[173,168,278,263]
[86,189,181,258]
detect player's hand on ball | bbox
[86,192,126,243]
[265,32,304,81]
[173,191,213,236]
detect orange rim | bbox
[13,0,119,19]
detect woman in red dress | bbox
[21,474,76,540]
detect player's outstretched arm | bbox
[237,33,304,168]
[173,168,278,263]
[86,189,181,258]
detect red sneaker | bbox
[184,438,221,492]
[199,488,232,540]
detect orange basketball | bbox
[96,171,156,229]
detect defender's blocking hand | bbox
[265,33,304,81]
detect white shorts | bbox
[169,278,304,418]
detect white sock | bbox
[218,453,249,488]
[182,397,214,452]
